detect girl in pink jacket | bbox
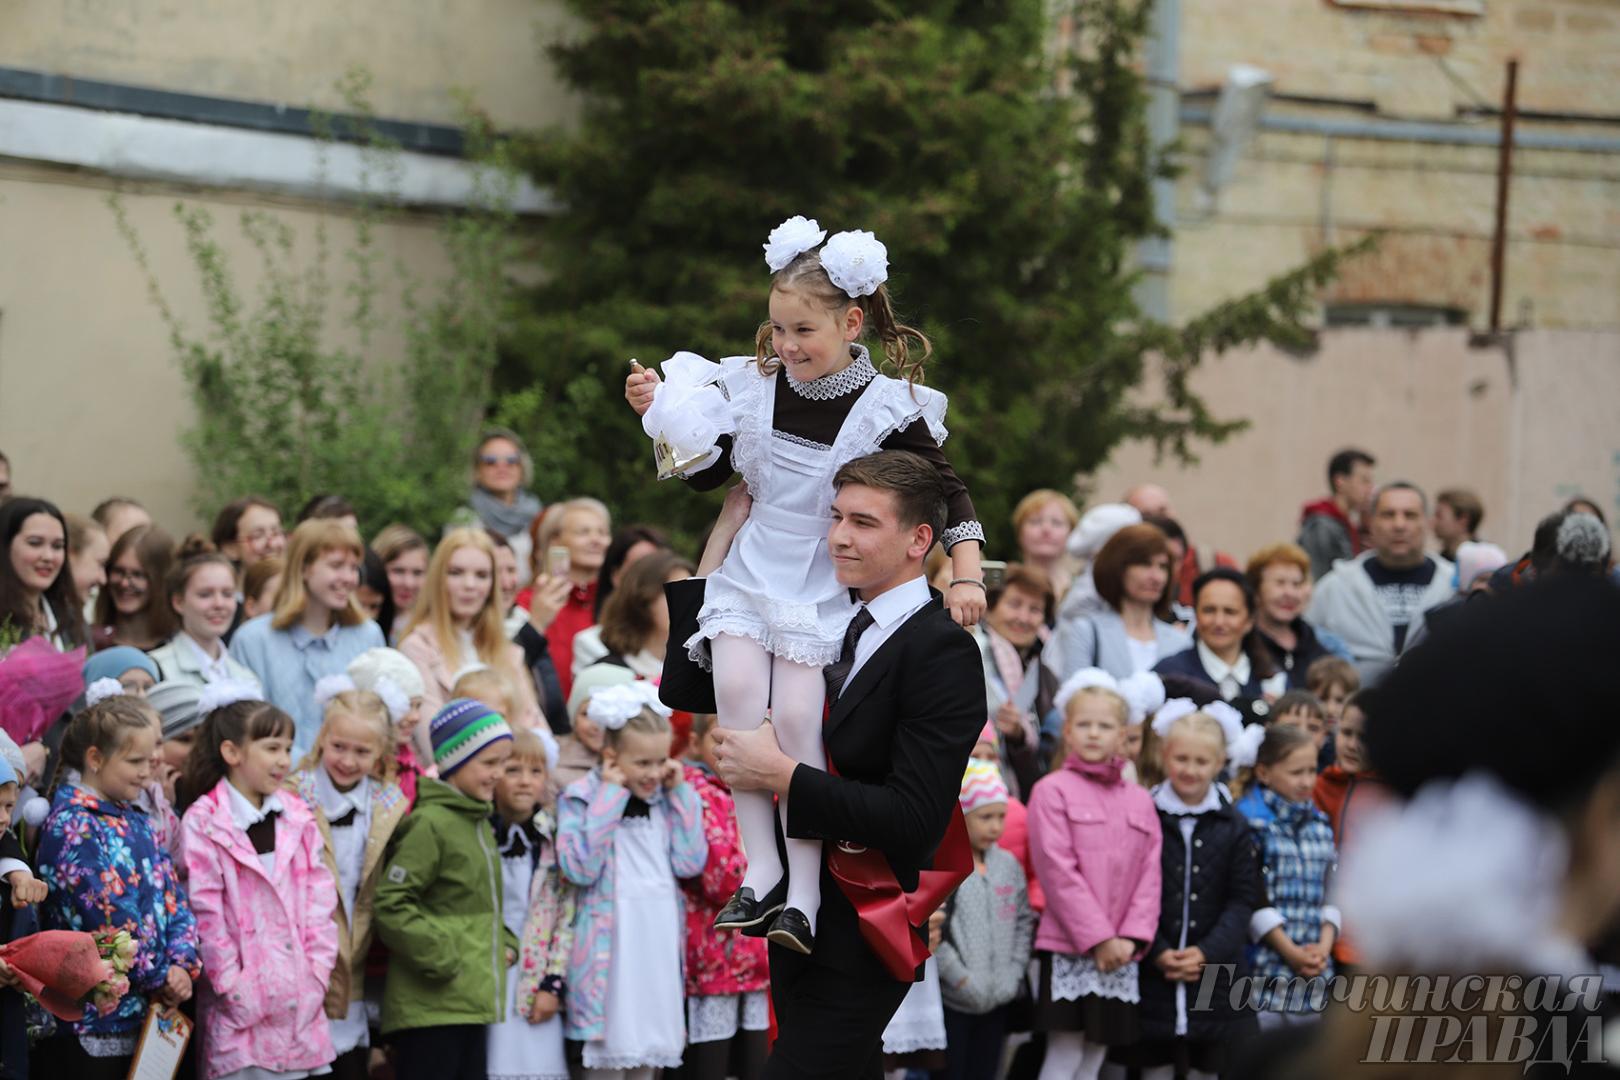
[1028,674,1162,1080]
[177,690,341,1080]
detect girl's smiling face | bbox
[175,562,238,644]
[770,286,861,383]
[1256,742,1319,805]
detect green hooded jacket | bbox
[373,778,519,1034]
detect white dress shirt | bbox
[840,575,933,696]
[224,782,285,875]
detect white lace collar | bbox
[783,346,877,401]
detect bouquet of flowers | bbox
[0,929,134,1020]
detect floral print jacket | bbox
[556,768,705,1041]
[681,763,768,997]
[513,807,578,1015]
[37,786,201,1035]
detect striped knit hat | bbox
[429,698,513,778]
[960,758,1009,816]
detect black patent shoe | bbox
[766,907,815,955]
[713,877,787,932]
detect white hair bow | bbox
[198,679,265,716]
[585,682,670,731]
[85,678,126,708]
[763,216,827,272]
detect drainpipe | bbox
[1135,0,1180,322]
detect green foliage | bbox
[109,71,521,538]
[506,0,1369,550]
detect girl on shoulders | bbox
[625,217,985,953]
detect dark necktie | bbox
[823,606,877,700]
[246,810,280,856]
[328,806,360,830]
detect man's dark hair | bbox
[1436,488,1485,533]
[1141,514,1186,546]
[1529,510,1568,574]
[1327,448,1376,488]
[1373,481,1428,515]
[832,451,947,543]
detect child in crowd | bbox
[346,647,429,806]
[178,690,339,1080]
[76,678,182,855]
[1235,724,1339,1028]
[679,712,770,1080]
[1303,656,1358,735]
[36,697,200,1078]
[240,555,284,623]
[148,680,203,807]
[0,755,36,1079]
[81,645,159,697]
[374,699,516,1080]
[1270,690,1327,753]
[1312,690,1388,973]
[971,723,1041,912]
[489,730,573,1080]
[1028,677,1162,1080]
[456,664,560,777]
[558,683,706,1078]
[553,664,637,795]
[1113,701,1263,1080]
[936,759,1035,1080]
[288,684,409,1080]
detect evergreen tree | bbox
[504,0,1367,547]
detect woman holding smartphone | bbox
[514,497,612,702]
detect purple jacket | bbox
[1028,755,1162,958]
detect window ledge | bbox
[1329,0,1484,15]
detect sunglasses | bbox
[480,454,521,466]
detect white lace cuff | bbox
[941,520,986,551]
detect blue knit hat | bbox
[430,698,513,778]
[82,647,159,688]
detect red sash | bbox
[826,803,972,982]
[820,699,974,981]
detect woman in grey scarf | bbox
[465,428,543,584]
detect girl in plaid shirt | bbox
[1235,724,1339,1027]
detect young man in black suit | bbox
[702,450,988,1079]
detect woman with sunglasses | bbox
[464,428,544,587]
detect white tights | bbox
[1039,1032,1109,1080]
[710,633,827,931]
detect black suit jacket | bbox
[661,576,987,981]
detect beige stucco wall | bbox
[0,0,578,131]
[0,163,453,530]
[1086,328,1620,564]
[1167,0,1620,328]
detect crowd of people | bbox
[0,431,1613,1080]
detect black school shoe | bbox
[713,877,787,932]
[765,907,814,955]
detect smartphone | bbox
[547,545,571,577]
[981,560,1007,590]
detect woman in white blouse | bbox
[147,547,262,688]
